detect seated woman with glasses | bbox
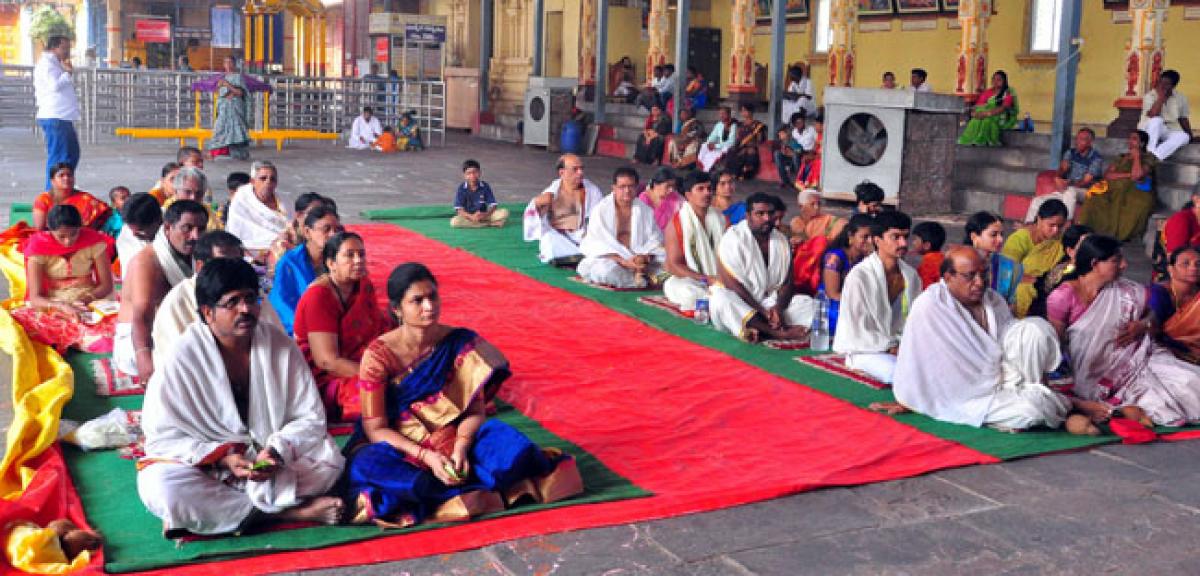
[293,232,395,422]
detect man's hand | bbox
[766,307,783,330]
[61,59,73,73]
[222,452,255,479]
[135,348,155,383]
[1054,176,1070,192]
[533,192,554,211]
[247,447,281,482]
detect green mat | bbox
[61,354,649,573]
[9,203,32,226]
[365,204,1196,460]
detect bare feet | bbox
[743,328,761,343]
[779,325,810,341]
[1117,405,1154,428]
[1065,413,1101,436]
[868,401,910,416]
[280,496,344,525]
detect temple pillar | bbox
[644,0,668,85]
[726,0,756,102]
[284,14,295,74]
[489,0,533,111]
[105,0,121,67]
[827,0,856,87]
[1108,0,1169,137]
[953,0,991,103]
[578,0,596,91]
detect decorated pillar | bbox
[578,0,595,86]
[318,14,327,76]
[105,0,121,67]
[827,0,856,87]
[644,0,669,84]
[727,0,756,97]
[953,0,991,102]
[243,10,252,66]
[489,0,533,105]
[1118,0,1169,107]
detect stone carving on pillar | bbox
[954,0,990,103]
[489,0,533,109]
[579,0,596,87]
[447,0,468,67]
[1109,0,1169,137]
[827,0,856,87]
[644,0,669,84]
[105,0,122,67]
[727,0,757,99]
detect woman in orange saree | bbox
[32,163,112,232]
[1149,245,1200,363]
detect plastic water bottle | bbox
[1020,113,1034,133]
[809,290,830,351]
[694,297,710,325]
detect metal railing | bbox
[0,65,445,147]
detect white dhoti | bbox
[138,448,341,535]
[577,194,665,287]
[1143,116,1191,161]
[846,352,899,384]
[112,322,136,375]
[710,287,814,340]
[663,276,709,311]
[1024,186,1082,223]
[523,178,605,263]
[833,253,922,377]
[577,257,662,288]
[985,318,1071,429]
[537,229,585,262]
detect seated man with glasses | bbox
[113,200,208,382]
[226,160,290,260]
[576,166,665,288]
[138,258,345,538]
[885,246,1088,433]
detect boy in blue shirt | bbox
[451,159,509,228]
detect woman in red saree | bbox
[293,231,395,422]
[11,205,116,353]
[789,189,846,295]
[32,163,112,232]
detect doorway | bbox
[687,27,721,107]
[545,11,563,77]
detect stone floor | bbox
[0,128,1193,576]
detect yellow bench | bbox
[113,127,340,151]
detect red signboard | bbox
[135,20,171,43]
[375,37,389,63]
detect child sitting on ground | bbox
[102,186,130,236]
[450,159,509,228]
[372,126,399,153]
[773,127,801,188]
[397,112,423,151]
[910,221,947,290]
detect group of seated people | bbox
[521,154,1200,437]
[13,148,584,537]
[347,106,423,153]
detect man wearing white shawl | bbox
[115,193,162,280]
[577,167,666,288]
[832,211,923,384]
[113,200,207,381]
[891,247,1075,431]
[697,107,738,172]
[138,259,344,537]
[663,171,726,311]
[152,231,281,369]
[523,154,605,264]
[226,161,290,254]
[347,107,382,150]
[710,193,813,341]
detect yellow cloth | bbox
[4,522,90,574]
[1001,228,1065,318]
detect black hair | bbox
[46,205,82,230]
[739,102,755,114]
[650,166,676,187]
[854,181,885,205]
[47,36,70,50]
[49,162,73,180]
[462,159,481,172]
[226,171,251,190]
[963,211,1002,244]
[911,68,927,81]
[1169,245,1200,267]
[911,221,946,251]
[108,185,130,202]
[882,71,895,79]
[304,205,340,229]
[1078,127,1096,139]
[991,70,1010,104]
[1134,129,1150,150]
[679,170,711,196]
[294,192,326,214]
[322,231,364,270]
[653,65,664,74]
[161,161,181,178]
[195,258,259,319]
[122,193,163,226]
[164,199,208,226]
[387,262,438,311]
[1062,224,1091,252]
[1162,69,1181,87]
[744,192,779,214]
[1035,198,1070,221]
[869,210,912,238]
[789,111,806,125]
[613,166,640,185]
[176,146,203,163]
[363,106,374,114]
[193,231,243,265]
[1066,234,1122,280]
[830,214,875,251]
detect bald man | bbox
[889,247,1091,433]
[523,154,605,265]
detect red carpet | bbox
[25,224,995,575]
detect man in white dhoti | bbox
[577,167,666,288]
[115,193,162,280]
[889,247,1089,432]
[347,107,382,150]
[832,211,923,384]
[227,161,290,254]
[710,193,813,342]
[138,258,344,537]
[523,154,605,265]
[114,200,207,381]
[1139,70,1192,161]
[697,106,737,172]
[152,231,281,368]
[663,171,726,311]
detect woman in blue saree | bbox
[965,211,1022,306]
[344,263,583,527]
[268,205,342,335]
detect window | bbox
[1029,0,1062,53]
[814,0,832,54]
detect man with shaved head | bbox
[889,247,1091,433]
[523,153,605,265]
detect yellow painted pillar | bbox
[318,14,326,76]
[727,0,756,96]
[105,0,122,66]
[267,12,274,66]
[1116,0,1169,108]
[578,0,596,86]
[827,0,856,87]
[953,0,991,102]
[644,0,669,85]
[255,14,265,69]
[304,16,312,76]
[244,11,252,65]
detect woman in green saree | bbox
[958,70,1019,147]
[209,56,253,160]
[1079,129,1158,242]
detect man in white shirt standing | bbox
[34,35,81,192]
[910,68,932,93]
[347,106,382,150]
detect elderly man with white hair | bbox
[226,160,289,256]
[162,166,222,231]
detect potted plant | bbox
[29,5,73,49]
